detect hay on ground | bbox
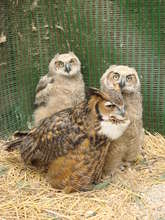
[0,132,165,220]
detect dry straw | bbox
[0,132,165,220]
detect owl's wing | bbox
[34,75,54,106]
[20,109,86,165]
[36,75,53,93]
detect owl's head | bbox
[87,88,130,140]
[48,52,81,77]
[100,65,140,94]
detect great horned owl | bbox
[34,52,85,126]
[6,88,130,193]
[100,65,144,176]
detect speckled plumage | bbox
[6,88,130,193]
[34,52,85,126]
[100,65,144,176]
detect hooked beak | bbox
[65,63,71,73]
[119,106,125,117]
[119,78,125,89]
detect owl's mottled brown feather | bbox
[48,136,109,193]
[5,88,130,193]
[20,105,89,166]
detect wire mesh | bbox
[0,0,165,138]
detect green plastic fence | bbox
[0,0,165,138]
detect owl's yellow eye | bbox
[59,61,64,67]
[126,75,133,82]
[55,61,64,68]
[113,72,120,81]
[69,58,77,64]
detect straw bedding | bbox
[0,131,165,220]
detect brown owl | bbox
[100,65,144,176]
[34,52,85,126]
[5,88,130,193]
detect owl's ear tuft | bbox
[100,66,115,84]
[86,87,107,101]
[69,51,75,56]
[109,64,117,69]
[53,53,60,60]
[69,51,81,64]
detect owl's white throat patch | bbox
[98,120,130,140]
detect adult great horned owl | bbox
[100,65,144,176]
[6,88,130,193]
[34,52,85,126]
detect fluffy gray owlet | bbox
[34,52,85,126]
[100,65,144,176]
[5,88,130,193]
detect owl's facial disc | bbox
[87,88,130,140]
[109,72,139,94]
[95,99,126,123]
[49,53,81,77]
[59,58,80,77]
[120,74,138,94]
[98,101,129,140]
[106,103,126,122]
[101,66,141,95]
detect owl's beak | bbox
[65,63,71,73]
[119,78,125,89]
[118,106,125,117]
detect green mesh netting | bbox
[0,0,165,138]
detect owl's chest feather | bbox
[123,93,143,121]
